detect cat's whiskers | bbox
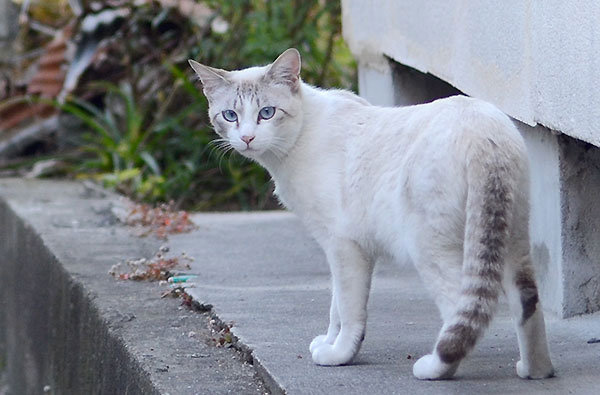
[207,138,230,159]
[208,138,236,171]
[218,144,236,171]
[267,136,289,161]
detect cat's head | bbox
[189,49,304,161]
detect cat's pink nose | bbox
[241,135,255,145]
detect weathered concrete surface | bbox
[518,127,600,318]
[0,179,267,395]
[342,0,600,147]
[558,134,600,315]
[2,179,600,394]
[174,214,600,395]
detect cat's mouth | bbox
[238,146,263,157]
[231,139,266,157]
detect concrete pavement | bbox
[174,212,600,395]
[1,179,599,394]
[0,179,267,395]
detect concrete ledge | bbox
[2,179,600,394]
[0,179,267,395]
[341,0,600,146]
[0,198,157,394]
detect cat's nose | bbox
[241,135,255,146]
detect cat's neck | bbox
[256,83,345,225]
[257,83,332,176]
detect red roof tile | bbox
[0,29,70,132]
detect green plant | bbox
[198,0,355,89]
[57,0,356,210]
[61,81,169,200]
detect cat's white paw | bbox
[412,354,458,380]
[516,360,555,379]
[311,343,355,366]
[309,335,330,353]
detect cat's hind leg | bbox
[412,267,500,380]
[414,160,512,380]
[411,250,472,380]
[504,255,554,379]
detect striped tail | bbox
[435,139,514,365]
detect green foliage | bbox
[61,82,168,200]
[198,0,355,89]
[64,0,356,210]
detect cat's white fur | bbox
[189,49,554,380]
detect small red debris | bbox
[109,245,193,282]
[123,201,197,239]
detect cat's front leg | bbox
[311,239,373,366]
[309,291,340,352]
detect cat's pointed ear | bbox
[265,48,301,92]
[188,59,230,96]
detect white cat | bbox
[189,49,555,380]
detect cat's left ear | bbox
[188,59,231,96]
[265,48,301,92]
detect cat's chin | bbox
[236,147,266,159]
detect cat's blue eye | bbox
[222,110,238,122]
[258,106,276,120]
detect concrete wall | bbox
[0,180,271,395]
[343,0,600,147]
[0,189,160,395]
[343,0,600,317]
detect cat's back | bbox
[337,94,525,171]
[320,92,523,155]
[373,95,526,166]
[339,95,529,256]
[410,95,521,143]
[341,94,527,214]
[305,85,372,117]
